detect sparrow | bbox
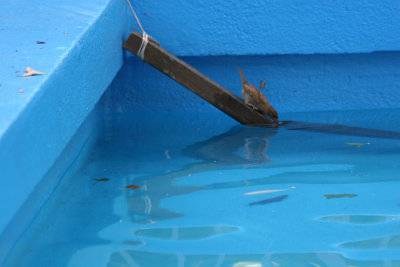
[238,68,278,123]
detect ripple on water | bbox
[318,215,397,224]
[134,226,239,240]
[339,234,400,249]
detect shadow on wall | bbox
[104,52,400,114]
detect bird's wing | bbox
[247,83,269,104]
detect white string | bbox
[124,0,151,60]
[137,32,149,60]
[125,0,145,33]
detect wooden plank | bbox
[123,31,276,127]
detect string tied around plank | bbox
[137,32,149,60]
[125,0,151,60]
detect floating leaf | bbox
[121,185,141,189]
[93,178,109,182]
[21,67,47,77]
[324,194,358,199]
[244,186,295,196]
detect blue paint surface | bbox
[134,0,400,56]
[0,0,135,251]
[105,52,400,114]
[0,0,400,264]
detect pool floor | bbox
[5,109,400,267]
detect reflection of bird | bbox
[243,137,272,166]
[238,68,278,123]
[183,125,276,167]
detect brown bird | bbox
[238,68,278,123]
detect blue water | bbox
[5,109,400,267]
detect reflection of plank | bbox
[124,31,275,127]
[284,121,400,139]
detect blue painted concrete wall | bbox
[134,0,400,56]
[0,0,135,260]
[1,0,400,263]
[104,52,400,115]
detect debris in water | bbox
[233,261,262,267]
[21,67,47,77]
[164,149,171,159]
[93,178,110,182]
[36,40,46,44]
[18,89,24,93]
[249,194,288,206]
[121,185,141,189]
[245,186,295,196]
[346,142,369,147]
[324,194,358,199]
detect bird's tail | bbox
[238,68,246,84]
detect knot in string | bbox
[125,0,151,60]
[137,32,149,60]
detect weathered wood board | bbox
[123,31,276,127]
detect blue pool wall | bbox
[135,0,400,56]
[105,52,400,115]
[0,0,400,263]
[0,0,135,261]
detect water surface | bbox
[5,109,400,267]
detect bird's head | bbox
[269,109,279,123]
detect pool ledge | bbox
[0,0,134,258]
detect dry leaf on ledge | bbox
[21,67,47,77]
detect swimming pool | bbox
[5,108,400,267]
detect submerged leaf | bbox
[121,185,141,189]
[324,194,358,199]
[249,194,288,206]
[93,178,109,182]
[244,186,295,196]
[346,142,367,147]
[21,67,47,77]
